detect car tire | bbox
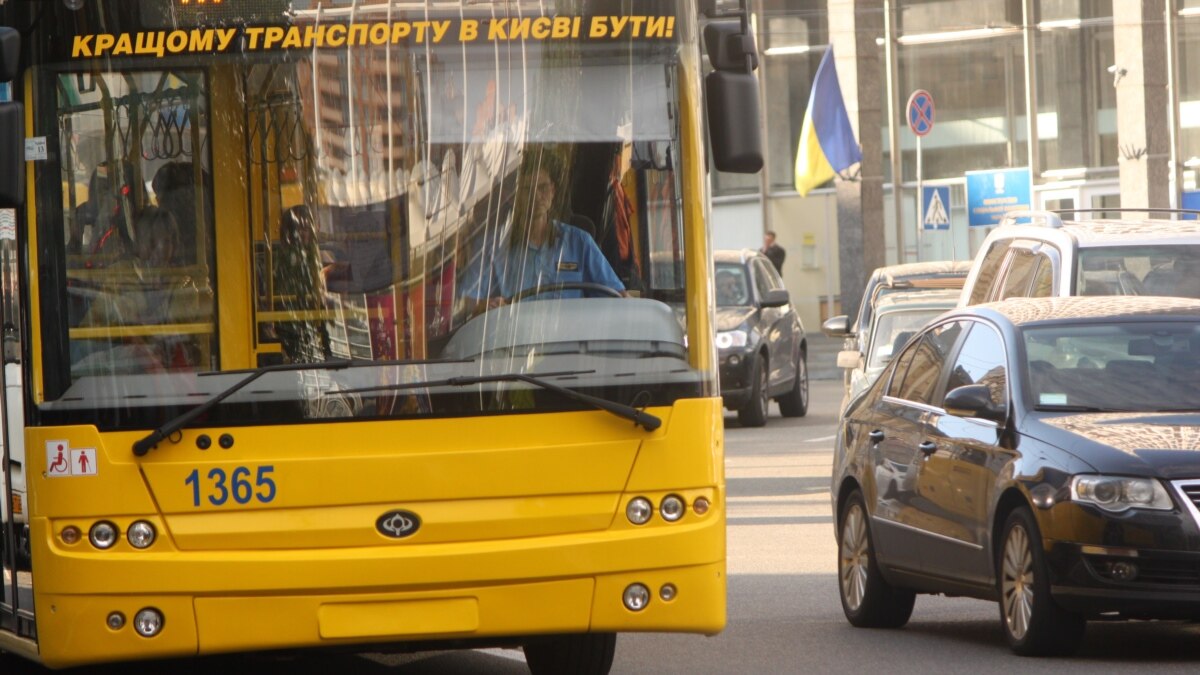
[524,633,616,675]
[737,355,769,427]
[838,489,915,628]
[998,507,1086,656]
[777,350,808,417]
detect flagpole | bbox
[753,0,772,251]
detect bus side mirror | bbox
[706,71,763,174]
[699,0,739,17]
[0,27,23,209]
[704,22,763,175]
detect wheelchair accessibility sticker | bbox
[46,440,98,477]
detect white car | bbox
[959,210,1200,306]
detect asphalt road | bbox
[7,380,1200,673]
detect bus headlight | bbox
[127,521,157,549]
[626,497,653,525]
[622,583,650,611]
[89,521,118,549]
[660,495,685,522]
[133,608,164,637]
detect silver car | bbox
[839,289,961,406]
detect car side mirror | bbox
[944,384,1006,423]
[837,350,862,370]
[760,288,789,308]
[822,314,851,338]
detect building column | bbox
[1113,0,1171,210]
[829,0,885,318]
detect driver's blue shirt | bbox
[463,221,625,300]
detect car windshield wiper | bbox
[1033,404,1129,413]
[341,370,663,431]
[132,358,470,457]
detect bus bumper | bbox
[34,562,724,668]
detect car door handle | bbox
[868,430,885,443]
[918,441,937,455]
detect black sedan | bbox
[831,295,1200,656]
[714,249,807,426]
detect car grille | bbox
[1172,480,1200,527]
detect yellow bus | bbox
[0,0,762,670]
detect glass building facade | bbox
[710,0,1194,330]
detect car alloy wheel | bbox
[778,351,808,417]
[840,501,869,611]
[737,356,769,427]
[1001,522,1035,640]
[836,490,914,628]
[757,365,769,417]
[997,508,1086,656]
[799,357,808,408]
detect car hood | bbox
[716,306,756,332]
[1026,412,1200,478]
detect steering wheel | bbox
[509,282,623,303]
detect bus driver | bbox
[463,152,626,313]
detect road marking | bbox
[479,648,527,662]
[803,435,836,443]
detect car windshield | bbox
[1076,245,1200,299]
[715,263,751,306]
[867,309,947,370]
[1023,321,1200,412]
[35,0,707,430]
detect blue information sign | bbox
[1182,190,1200,219]
[921,186,951,231]
[965,168,1032,227]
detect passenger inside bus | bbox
[462,152,626,313]
[71,159,143,262]
[75,206,212,372]
[152,161,210,266]
[274,205,331,363]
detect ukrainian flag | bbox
[794,48,862,197]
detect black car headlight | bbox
[1070,475,1173,512]
[715,330,748,349]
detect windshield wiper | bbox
[132,358,469,457]
[342,370,663,431]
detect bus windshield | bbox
[34,0,704,430]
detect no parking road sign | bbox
[907,90,935,137]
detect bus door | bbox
[1,216,33,640]
[0,21,32,641]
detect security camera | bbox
[1107,64,1127,86]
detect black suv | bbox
[714,249,807,426]
[832,295,1200,655]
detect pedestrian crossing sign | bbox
[922,186,951,231]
